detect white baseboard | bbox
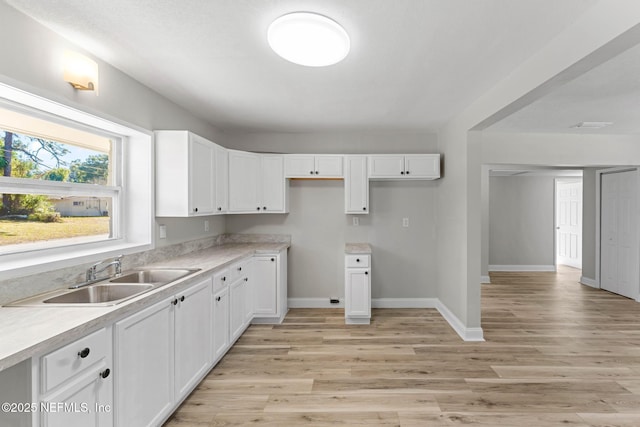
[287,297,484,342]
[481,275,491,284]
[372,298,438,308]
[489,265,556,272]
[436,300,485,342]
[288,298,344,308]
[580,276,599,288]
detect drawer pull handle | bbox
[100,368,110,379]
[78,348,90,358]
[216,296,221,302]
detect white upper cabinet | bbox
[284,154,343,178]
[344,156,369,214]
[214,145,229,214]
[228,150,288,214]
[368,154,440,179]
[156,131,225,217]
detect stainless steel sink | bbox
[109,269,198,284]
[4,267,201,307]
[43,284,154,304]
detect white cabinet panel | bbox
[345,269,370,318]
[228,150,261,213]
[212,286,229,363]
[229,279,245,342]
[345,156,368,214]
[174,278,212,399]
[261,155,287,212]
[115,297,174,427]
[368,155,405,178]
[214,145,229,214]
[368,154,440,179]
[404,154,440,178]
[189,134,215,215]
[284,155,343,178]
[252,256,278,317]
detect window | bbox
[0,82,153,279]
[0,106,120,254]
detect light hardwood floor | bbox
[165,266,640,426]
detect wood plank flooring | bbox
[165,266,640,426]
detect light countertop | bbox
[0,242,288,372]
[345,243,372,254]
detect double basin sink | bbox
[7,268,200,307]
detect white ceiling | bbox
[5,0,599,133]
[488,41,640,134]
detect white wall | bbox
[488,176,556,268]
[224,131,439,302]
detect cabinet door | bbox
[229,279,245,342]
[189,134,215,215]
[345,156,369,214]
[229,151,260,212]
[404,154,440,178]
[252,256,278,317]
[368,155,405,178]
[42,363,112,427]
[115,297,174,427]
[345,269,371,318]
[212,286,230,363]
[284,155,315,177]
[175,278,212,400]
[243,260,254,324]
[214,145,229,213]
[315,155,343,177]
[261,155,286,212]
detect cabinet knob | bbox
[406,170,410,175]
[270,258,275,262]
[315,171,319,175]
[238,267,242,271]
[222,276,226,282]
[78,348,90,358]
[218,207,222,211]
[216,296,221,302]
[193,207,198,212]
[257,207,261,211]
[356,258,360,262]
[100,368,110,379]
[363,207,366,211]
[263,206,267,210]
[365,271,369,275]
[180,295,185,302]
[310,171,314,175]
[172,299,178,305]
[244,277,248,282]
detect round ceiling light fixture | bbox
[267,12,350,67]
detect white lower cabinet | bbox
[212,285,230,363]
[252,251,288,324]
[114,277,212,427]
[38,327,113,427]
[229,259,254,343]
[345,254,371,324]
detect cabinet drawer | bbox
[346,255,370,268]
[212,268,229,292]
[41,328,108,393]
[228,259,249,283]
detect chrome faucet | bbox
[85,255,124,282]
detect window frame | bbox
[0,82,153,280]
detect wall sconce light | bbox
[63,50,99,92]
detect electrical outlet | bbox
[204,220,209,232]
[353,217,359,226]
[330,298,340,304]
[159,224,167,239]
[402,218,409,227]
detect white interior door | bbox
[600,170,639,299]
[556,180,582,269]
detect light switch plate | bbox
[204,220,210,232]
[353,217,359,226]
[402,218,409,227]
[159,224,167,239]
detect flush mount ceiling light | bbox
[267,12,350,67]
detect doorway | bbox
[555,179,582,269]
